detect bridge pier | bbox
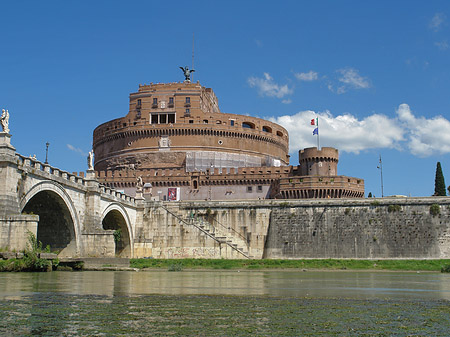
[0,132,40,250]
[0,132,139,258]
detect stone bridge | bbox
[0,133,142,258]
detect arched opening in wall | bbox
[102,210,131,257]
[22,190,75,257]
[242,122,255,129]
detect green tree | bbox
[434,162,446,196]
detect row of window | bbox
[138,97,190,107]
[248,186,264,193]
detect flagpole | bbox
[317,117,320,150]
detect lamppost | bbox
[208,162,213,200]
[377,155,384,197]
[45,142,50,164]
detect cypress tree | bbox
[434,162,446,196]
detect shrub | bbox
[113,229,122,243]
[344,208,351,215]
[441,265,450,273]
[168,263,183,272]
[388,204,402,213]
[430,204,441,217]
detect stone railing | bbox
[98,184,137,204]
[16,154,87,187]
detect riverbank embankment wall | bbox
[135,197,450,259]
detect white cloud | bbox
[295,71,318,81]
[282,99,292,104]
[336,68,370,93]
[247,73,293,99]
[67,144,87,156]
[430,13,446,32]
[271,110,403,155]
[435,40,449,50]
[396,103,450,156]
[270,104,450,157]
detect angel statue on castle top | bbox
[1,109,10,133]
[180,66,195,82]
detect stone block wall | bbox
[0,215,38,251]
[264,199,450,259]
[134,198,450,260]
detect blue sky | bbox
[2,1,450,197]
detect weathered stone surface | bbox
[38,253,58,259]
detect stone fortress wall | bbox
[135,197,450,259]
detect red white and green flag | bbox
[310,117,320,148]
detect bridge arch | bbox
[19,181,80,257]
[101,203,134,258]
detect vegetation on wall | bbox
[0,232,55,272]
[113,229,122,243]
[434,162,447,196]
[388,204,402,213]
[430,204,441,217]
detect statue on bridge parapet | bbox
[1,109,10,134]
[87,150,94,171]
[136,176,144,193]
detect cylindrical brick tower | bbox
[298,147,339,176]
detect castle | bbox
[93,76,364,200]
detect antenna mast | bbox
[191,33,195,82]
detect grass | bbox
[130,258,450,272]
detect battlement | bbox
[299,147,339,162]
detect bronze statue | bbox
[180,66,195,82]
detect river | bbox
[1,270,449,335]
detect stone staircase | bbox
[160,204,252,259]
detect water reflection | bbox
[1,270,450,300]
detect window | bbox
[185,97,190,104]
[189,119,194,123]
[137,99,141,107]
[169,97,174,105]
[230,120,235,126]
[203,119,208,124]
[185,108,190,114]
[257,186,263,193]
[136,108,141,118]
[151,113,175,124]
[242,122,255,129]
[247,186,253,193]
